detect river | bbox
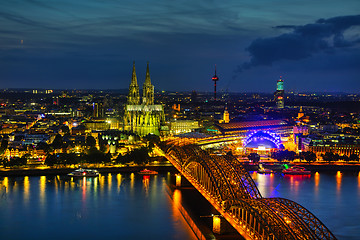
[0,171,359,239]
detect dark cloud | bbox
[238,15,360,71]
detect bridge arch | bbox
[161,143,337,240]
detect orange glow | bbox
[314,172,320,195]
[213,216,222,234]
[176,174,181,187]
[143,175,150,196]
[336,171,342,193]
[117,174,122,193]
[130,173,135,193]
[24,176,30,204]
[39,176,46,207]
[108,173,112,191]
[99,174,105,192]
[82,177,87,202]
[3,177,8,193]
[172,189,181,210]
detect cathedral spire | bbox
[127,61,140,105]
[143,62,154,105]
[131,61,138,86]
[144,61,151,85]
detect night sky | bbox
[0,0,359,93]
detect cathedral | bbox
[123,62,164,136]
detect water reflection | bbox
[107,173,112,193]
[143,175,150,196]
[172,189,182,217]
[24,176,30,205]
[0,172,359,239]
[256,173,267,196]
[314,172,320,198]
[82,177,86,202]
[130,173,135,195]
[0,173,198,240]
[336,171,342,194]
[39,176,46,208]
[358,172,360,198]
[116,173,122,193]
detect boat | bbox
[138,169,158,175]
[68,168,99,177]
[258,167,273,174]
[257,164,273,174]
[282,166,311,175]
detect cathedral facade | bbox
[123,62,164,136]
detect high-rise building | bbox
[123,62,164,136]
[274,76,284,109]
[93,102,104,118]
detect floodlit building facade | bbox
[123,62,164,136]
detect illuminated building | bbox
[83,120,110,131]
[211,65,219,101]
[123,62,164,136]
[222,107,230,123]
[274,76,284,109]
[301,136,360,157]
[93,102,104,118]
[243,130,284,155]
[215,119,292,136]
[170,120,200,135]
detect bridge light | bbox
[175,174,182,187]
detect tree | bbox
[301,151,316,162]
[4,156,28,167]
[272,150,296,162]
[52,134,63,149]
[144,133,160,152]
[115,153,131,165]
[0,139,8,154]
[37,142,51,153]
[340,155,350,162]
[132,147,150,165]
[323,152,335,163]
[45,154,58,166]
[247,153,260,163]
[86,135,96,148]
[349,153,359,162]
[85,147,109,165]
[60,125,70,135]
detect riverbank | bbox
[242,162,360,172]
[2,162,360,177]
[0,165,177,177]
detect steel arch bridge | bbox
[158,142,337,240]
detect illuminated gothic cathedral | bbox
[123,62,164,136]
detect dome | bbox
[246,138,278,149]
[244,131,281,149]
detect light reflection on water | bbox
[253,171,360,240]
[0,173,197,240]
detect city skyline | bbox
[0,0,359,92]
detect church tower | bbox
[142,62,154,105]
[127,62,140,105]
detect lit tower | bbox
[212,65,219,101]
[142,62,154,105]
[274,76,284,109]
[127,61,140,105]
